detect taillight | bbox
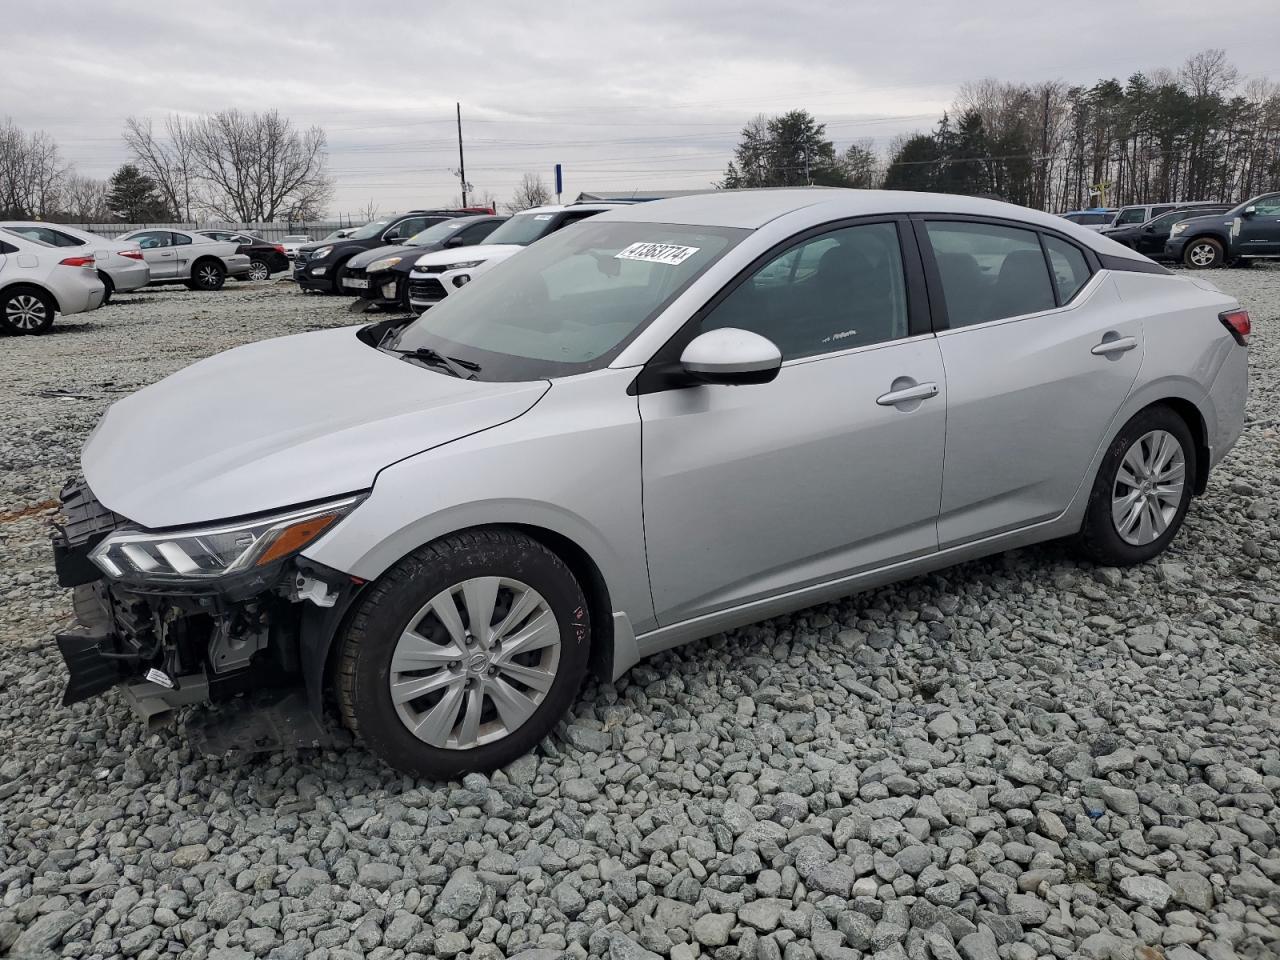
[119,250,144,260]
[1219,309,1251,346]
[273,244,286,254]
[58,256,95,268]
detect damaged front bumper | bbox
[50,479,363,751]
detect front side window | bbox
[701,222,909,360]
[1115,208,1148,225]
[394,220,745,379]
[1251,195,1280,216]
[459,220,502,243]
[926,221,1056,327]
[1043,236,1091,304]
[132,230,171,249]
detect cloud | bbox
[2,0,1275,216]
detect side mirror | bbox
[445,235,465,247]
[384,234,402,243]
[680,328,782,386]
[1243,206,1257,217]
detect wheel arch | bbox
[1155,396,1211,495]
[190,254,225,276]
[1,280,61,313]
[1182,232,1226,265]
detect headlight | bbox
[89,495,363,583]
[1170,223,1187,236]
[366,256,402,272]
[311,246,334,260]
[445,259,486,270]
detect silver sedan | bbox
[60,189,1248,777]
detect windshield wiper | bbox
[389,346,480,380]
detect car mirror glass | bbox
[1243,206,1256,216]
[680,328,782,386]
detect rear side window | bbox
[171,232,192,246]
[925,221,1056,327]
[1043,236,1091,303]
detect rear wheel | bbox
[337,529,592,779]
[1076,406,1195,566]
[97,271,115,304]
[1,287,55,334]
[245,259,271,282]
[189,260,226,291]
[1183,237,1224,268]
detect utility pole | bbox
[456,102,468,208]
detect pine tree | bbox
[106,164,172,222]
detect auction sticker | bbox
[615,242,701,265]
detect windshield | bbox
[482,212,560,247]
[406,219,470,246]
[347,219,390,241]
[393,220,747,380]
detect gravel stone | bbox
[1,273,1279,960]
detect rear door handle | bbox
[876,381,939,406]
[1091,336,1137,356]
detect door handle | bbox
[876,381,939,406]
[1091,336,1137,356]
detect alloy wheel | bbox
[1188,243,1217,267]
[5,294,48,331]
[1111,429,1186,546]
[198,266,221,287]
[248,261,270,281]
[388,576,561,749]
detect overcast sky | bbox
[3,0,1276,218]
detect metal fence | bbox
[64,221,363,243]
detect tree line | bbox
[723,49,1279,210]
[0,109,332,224]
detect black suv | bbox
[1165,192,1280,268]
[293,208,493,293]
[1103,204,1232,259]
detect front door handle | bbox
[1091,335,1137,357]
[876,381,939,406]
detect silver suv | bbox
[52,189,1248,777]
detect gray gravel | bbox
[1,270,1279,960]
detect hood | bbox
[347,243,424,269]
[412,243,524,268]
[83,326,549,528]
[1177,213,1237,231]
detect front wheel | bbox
[336,529,591,779]
[1075,406,1195,566]
[1183,237,1224,268]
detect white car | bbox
[115,229,252,291]
[0,229,105,333]
[281,235,312,260]
[1,222,150,303]
[406,204,623,312]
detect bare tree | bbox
[186,110,333,222]
[60,174,111,222]
[358,199,381,221]
[0,118,66,218]
[123,115,199,221]
[450,188,498,211]
[505,173,551,213]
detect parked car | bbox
[294,210,487,293]
[115,229,252,290]
[51,189,1249,777]
[1058,208,1117,231]
[0,229,105,333]
[342,215,508,311]
[1165,191,1280,268]
[197,230,290,281]
[1,221,149,303]
[407,203,624,312]
[1105,200,1220,229]
[1102,205,1233,258]
[281,235,312,260]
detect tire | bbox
[1075,405,1196,566]
[189,259,226,291]
[1183,237,1224,269]
[244,259,271,282]
[1,287,55,334]
[337,528,591,778]
[330,260,349,295]
[97,271,115,304]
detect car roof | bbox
[512,203,628,216]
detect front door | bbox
[919,219,1144,547]
[132,231,176,279]
[639,220,946,625]
[1237,195,1280,256]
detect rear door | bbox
[1237,195,1280,256]
[919,218,1143,547]
[131,230,176,279]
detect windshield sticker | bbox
[533,214,554,220]
[615,242,701,265]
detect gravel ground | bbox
[1,271,1278,960]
